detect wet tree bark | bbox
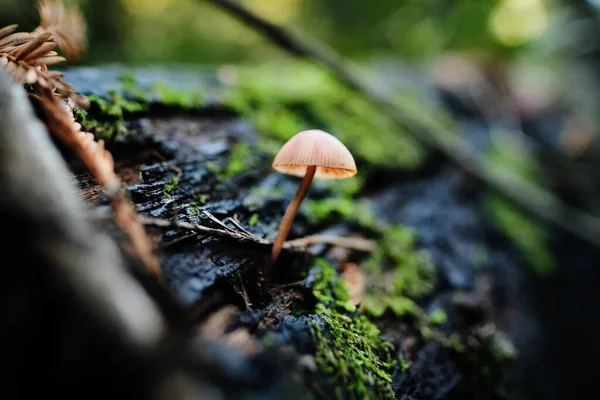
[2,64,599,400]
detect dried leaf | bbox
[341,262,366,305]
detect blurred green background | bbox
[1,0,599,68]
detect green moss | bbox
[152,81,204,109]
[120,71,152,102]
[80,91,148,140]
[311,308,395,400]
[224,142,254,178]
[187,195,208,216]
[481,131,555,276]
[361,224,436,319]
[248,213,259,226]
[309,258,395,399]
[399,355,409,372]
[76,71,210,142]
[119,71,206,110]
[72,73,152,141]
[304,197,377,229]
[312,258,355,312]
[187,206,202,217]
[303,196,436,321]
[428,308,448,325]
[313,175,365,197]
[220,61,425,170]
[483,194,555,276]
[163,176,179,198]
[205,143,258,181]
[205,160,222,175]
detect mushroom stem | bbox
[265,165,317,274]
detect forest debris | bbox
[35,92,162,280]
[0,1,162,280]
[0,70,165,351]
[138,214,376,254]
[285,234,375,252]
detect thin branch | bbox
[203,0,600,248]
[140,215,269,245]
[139,215,376,253]
[224,215,258,239]
[284,234,375,252]
[202,210,238,234]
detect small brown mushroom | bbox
[264,129,357,275]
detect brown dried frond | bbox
[1,3,158,279]
[0,27,88,108]
[34,91,162,280]
[35,0,86,61]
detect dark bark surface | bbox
[2,65,598,399]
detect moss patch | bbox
[309,258,395,400]
[152,81,205,109]
[220,61,427,171]
[483,194,555,276]
[248,213,259,226]
[361,224,437,319]
[162,176,179,198]
[205,142,258,181]
[482,131,556,276]
[79,91,148,140]
[305,197,377,229]
[75,70,206,141]
[304,192,437,321]
[311,307,395,400]
[312,258,356,313]
[428,308,448,325]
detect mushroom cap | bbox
[272,129,357,179]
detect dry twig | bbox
[285,234,375,252]
[138,215,376,253]
[203,0,600,249]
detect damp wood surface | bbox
[13,64,588,400]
